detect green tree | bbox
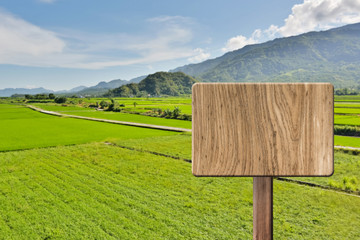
[107,99,121,112]
[54,97,67,104]
[25,94,33,100]
[172,107,181,119]
[49,93,55,99]
[163,109,172,118]
[99,100,109,109]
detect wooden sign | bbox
[192,83,334,177]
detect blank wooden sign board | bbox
[192,83,334,239]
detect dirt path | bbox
[334,145,360,151]
[27,105,191,133]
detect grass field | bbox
[298,150,360,191]
[1,98,360,239]
[32,104,94,112]
[335,95,360,101]
[0,104,177,152]
[109,134,360,192]
[334,135,360,148]
[334,115,360,126]
[335,103,360,108]
[334,96,360,140]
[85,97,193,114]
[334,108,360,114]
[33,103,192,129]
[0,143,359,239]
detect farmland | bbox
[334,95,360,129]
[25,95,360,144]
[0,104,177,151]
[0,95,360,239]
[0,142,359,239]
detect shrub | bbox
[172,107,181,118]
[334,125,360,136]
[163,109,172,118]
[54,97,67,104]
[99,100,109,109]
[180,114,192,121]
[107,99,121,112]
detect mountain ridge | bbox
[171,22,360,88]
[105,72,197,97]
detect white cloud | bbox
[0,10,65,58]
[222,33,258,52]
[222,0,360,52]
[278,0,360,37]
[188,48,210,63]
[0,11,202,69]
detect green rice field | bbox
[334,135,360,148]
[0,104,177,151]
[335,114,360,126]
[33,103,192,129]
[0,141,359,239]
[333,95,360,128]
[85,97,192,114]
[1,95,360,239]
[334,108,360,114]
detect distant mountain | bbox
[105,72,197,97]
[129,75,147,83]
[0,87,53,97]
[68,85,87,92]
[76,79,129,96]
[1,77,145,97]
[76,77,145,96]
[93,79,128,89]
[55,85,87,94]
[171,22,360,88]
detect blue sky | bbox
[0,0,360,90]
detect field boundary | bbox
[105,142,360,197]
[276,177,360,197]
[27,105,192,133]
[104,142,192,163]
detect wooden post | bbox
[253,177,273,240]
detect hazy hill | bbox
[1,78,144,97]
[106,72,197,97]
[171,23,360,88]
[129,75,147,83]
[77,79,131,96]
[55,85,87,94]
[0,87,53,97]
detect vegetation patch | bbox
[297,151,360,192]
[334,135,360,148]
[334,115,360,126]
[0,104,177,151]
[0,143,360,239]
[334,125,360,136]
[57,110,192,129]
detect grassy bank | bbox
[0,143,359,239]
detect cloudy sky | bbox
[1,0,360,90]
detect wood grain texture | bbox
[192,83,334,176]
[253,177,273,240]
